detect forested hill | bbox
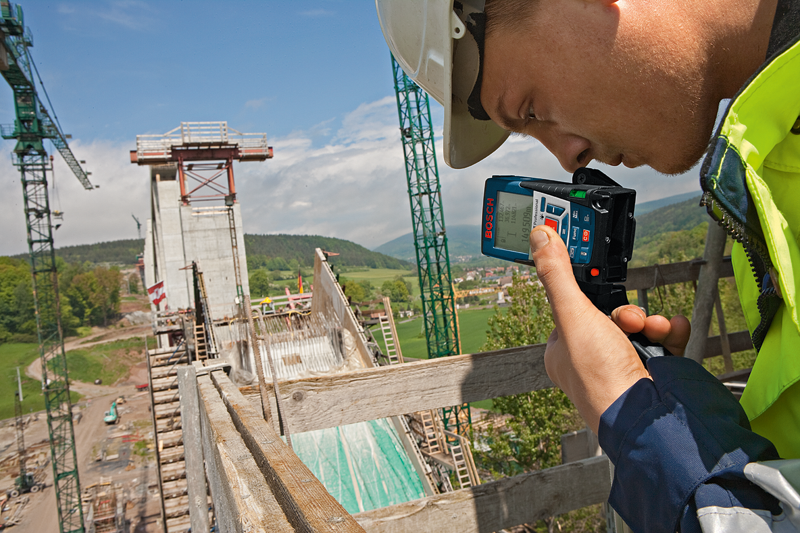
[244,234,410,269]
[10,238,146,265]
[634,195,706,246]
[8,235,409,269]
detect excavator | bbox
[103,401,118,425]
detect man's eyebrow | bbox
[492,88,522,132]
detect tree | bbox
[249,269,271,298]
[381,278,410,303]
[459,279,478,291]
[341,277,366,303]
[477,274,596,532]
[128,273,140,294]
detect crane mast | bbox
[391,55,471,436]
[0,2,91,531]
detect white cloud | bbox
[0,97,703,258]
[245,98,268,110]
[0,139,149,256]
[298,9,335,17]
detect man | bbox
[377,0,800,531]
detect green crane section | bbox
[0,3,92,532]
[391,55,470,436]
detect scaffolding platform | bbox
[131,122,272,164]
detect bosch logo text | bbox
[484,198,494,238]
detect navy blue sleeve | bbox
[598,356,781,533]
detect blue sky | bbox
[0,1,702,256]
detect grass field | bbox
[61,336,156,385]
[0,343,81,420]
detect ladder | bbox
[194,268,217,358]
[194,324,208,361]
[443,428,481,489]
[379,297,404,364]
[146,342,194,532]
[450,441,473,489]
[419,410,442,455]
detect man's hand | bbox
[610,305,691,356]
[530,225,689,434]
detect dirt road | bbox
[9,325,160,532]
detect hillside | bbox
[12,238,147,266]
[243,234,410,269]
[8,234,409,270]
[374,225,482,262]
[373,193,707,263]
[634,195,706,246]
[635,191,701,215]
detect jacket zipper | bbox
[700,190,778,351]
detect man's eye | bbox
[527,105,537,121]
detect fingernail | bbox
[530,230,549,252]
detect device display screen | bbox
[494,191,534,254]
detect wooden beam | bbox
[354,455,612,533]
[177,365,209,533]
[703,330,752,360]
[623,256,733,291]
[196,373,294,532]
[239,330,753,435]
[210,371,365,532]
[268,344,553,433]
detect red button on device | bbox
[590,268,600,277]
[582,229,590,242]
[545,218,558,231]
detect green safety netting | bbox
[291,418,426,514]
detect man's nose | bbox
[536,130,592,173]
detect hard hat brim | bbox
[444,97,510,169]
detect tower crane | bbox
[0,3,92,531]
[391,55,470,436]
[132,213,142,240]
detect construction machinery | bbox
[103,402,118,425]
[0,4,90,530]
[391,55,470,436]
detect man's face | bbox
[480,0,719,175]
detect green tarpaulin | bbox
[291,418,426,514]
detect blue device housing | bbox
[481,168,637,285]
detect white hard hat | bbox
[376,0,509,169]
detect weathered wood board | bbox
[264,344,553,434]
[211,370,366,532]
[197,373,294,532]
[354,455,612,533]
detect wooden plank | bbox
[686,224,730,363]
[354,455,612,533]
[196,373,294,533]
[210,370,365,533]
[177,366,209,533]
[622,256,733,291]
[561,428,601,464]
[244,330,750,434]
[270,344,553,433]
[703,330,752,360]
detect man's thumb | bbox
[530,225,589,321]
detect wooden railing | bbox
[183,256,753,532]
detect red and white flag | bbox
[147,281,166,305]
